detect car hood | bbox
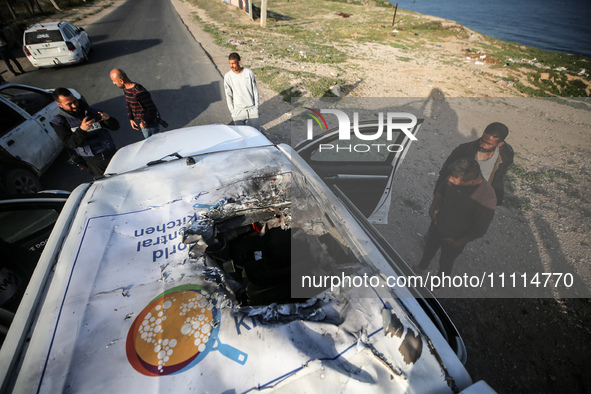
[105,124,273,174]
[7,143,472,393]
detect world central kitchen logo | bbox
[304,108,418,153]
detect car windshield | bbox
[51,145,374,311]
[181,165,368,306]
[24,30,64,44]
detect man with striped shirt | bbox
[110,68,160,139]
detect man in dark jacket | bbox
[0,26,25,77]
[50,88,119,176]
[415,157,497,277]
[434,122,514,205]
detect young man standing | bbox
[109,68,161,139]
[415,157,497,277]
[223,52,260,130]
[0,26,25,77]
[434,122,514,205]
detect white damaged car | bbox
[0,124,494,393]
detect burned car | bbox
[0,124,493,392]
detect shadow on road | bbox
[89,39,163,62]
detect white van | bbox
[23,21,92,68]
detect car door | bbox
[296,118,423,224]
[0,193,67,345]
[62,23,80,52]
[0,87,63,174]
[70,24,90,53]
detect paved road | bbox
[16,0,230,191]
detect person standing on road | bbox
[0,25,25,77]
[224,52,260,130]
[109,68,161,139]
[414,157,497,277]
[50,88,119,176]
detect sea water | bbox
[392,0,591,58]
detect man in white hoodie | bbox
[223,52,260,130]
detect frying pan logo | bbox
[126,284,248,376]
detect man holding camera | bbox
[109,68,165,139]
[50,88,120,176]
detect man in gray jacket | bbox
[223,52,260,130]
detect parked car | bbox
[23,21,92,68]
[0,124,494,393]
[0,83,80,193]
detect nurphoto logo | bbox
[304,108,418,153]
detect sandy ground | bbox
[4,0,591,392]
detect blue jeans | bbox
[140,122,160,139]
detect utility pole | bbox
[392,3,398,27]
[260,0,267,27]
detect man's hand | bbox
[98,111,110,121]
[130,119,139,130]
[80,116,95,132]
[429,207,438,225]
[428,192,442,225]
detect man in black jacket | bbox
[415,157,497,277]
[434,122,514,205]
[50,88,119,176]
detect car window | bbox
[24,29,64,44]
[0,101,25,136]
[0,208,58,244]
[0,202,62,321]
[64,24,79,37]
[309,127,403,163]
[0,207,59,321]
[0,87,53,116]
[62,25,75,39]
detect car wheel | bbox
[82,48,89,62]
[3,169,42,194]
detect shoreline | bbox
[179,0,590,100]
[391,0,591,59]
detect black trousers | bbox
[0,46,25,74]
[83,149,116,177]
[418,223,466,276]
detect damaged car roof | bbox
[105,123,274,174]
[0,126,492,393]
